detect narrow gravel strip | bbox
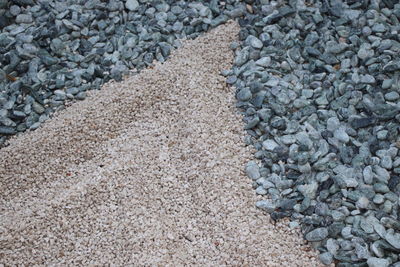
[0,22,322,266]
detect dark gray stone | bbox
[0,126,16,135]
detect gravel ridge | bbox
[0,22,322,266]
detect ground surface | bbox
[0,22,322,266]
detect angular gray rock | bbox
[305,228,328,242]
[245,161,260,180]
[125,0,139,11]
[367,257,389,267]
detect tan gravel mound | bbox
[0,21,322,266]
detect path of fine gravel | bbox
[0,22,322,266]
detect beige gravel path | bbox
[0,22,322,266]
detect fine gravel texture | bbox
[0,22,322,266]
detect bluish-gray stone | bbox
[367,257,389,267]
[385,91,399,101]
[247,35,263,49]
[245,161,260,180]
[0,126,16,135]
[385,231,400,249]
[262,139,279,151]
[319,252,333,265]
[125,0,139,11]
[234,47,250,67]
[237,88,252,101]
[305,227,328,241]
[15,14,33,24]
[256,199,276,212]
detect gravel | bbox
[229,0,400,266]
[1,0,400,265]
[0,0,236,142]
[0,22,322,266]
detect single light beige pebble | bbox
[0,21,325,266]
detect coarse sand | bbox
[0,21,323,266]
